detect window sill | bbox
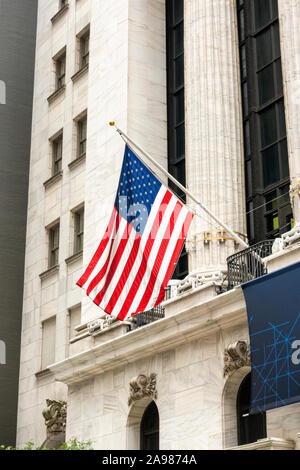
[65,251,83,265]
[35,368,53,379]
[71,64,89,83]
[47,85,66,104]
[43,171,63,189]
[51,4,69,24]
[39,265,60,281]
[68,153,86,170]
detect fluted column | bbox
[278,0,300,227]
[184,0,246,277]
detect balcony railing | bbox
[227,240,274,290]
[135,305,165,328]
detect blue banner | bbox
[242,260,300,414]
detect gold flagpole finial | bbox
[109,121,115,126]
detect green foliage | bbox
[0,438,93,451]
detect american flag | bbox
[77,145,194,321]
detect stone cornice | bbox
[51,4,69,24]
[71,64,89,83]
[49,287,247,385]
[229,437,295,451]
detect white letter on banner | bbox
[0,340,6,365]
[291,340,300,365]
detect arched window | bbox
[237,373,267,445]
[140,401,159,450]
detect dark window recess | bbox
[49,224,60,268]
[80,30,90,68]
[166,0,188,279]
[237,0,292,244]
[78,116,87,157]
[237,374,267,446]
[140,402,159,451]
[52,134,63,175]
[56,53,66,90]
[74,207,84,254]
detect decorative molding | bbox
[128,373,158,406]
[87,315,116,335]
[282,224,300,248]
[35,368,53,379]
[39,265,59,281]
[47,85,66,104]
[71,64,89,83]
[68,153,86,170]
[49,287,247,385]
[43,171,63,189]
[51,4,69,24]
[65,250,83,265]
[42,399,67,450]
[42,399,67,432]
[229,437,295,451]
[224,341,251,377]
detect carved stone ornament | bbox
[224,341,251,377]
[42,399,67,433]
[128,373,158,406]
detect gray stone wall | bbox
[0,0,37,447]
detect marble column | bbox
[184,0,246,279]
[278,0,300,228]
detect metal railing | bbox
[135,305,165,328]
[227,240,274,290]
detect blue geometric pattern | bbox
[115,145,162,235]
[242,261,300,414]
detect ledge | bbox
[229,437,295,451]
[39,265,59,281]
[71,64,89,83]
[51,4,69,24]
[47,85,66,105]
[65,251,83,265]
[43,171,63,189]
[35,368,53,379]
[49,286,247,385]
[68,153,86,171]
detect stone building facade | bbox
[17,0,300,450]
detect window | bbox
[78,115,87,157]
[69,305,81,342]
[74,207,84,254]
[237,0,292,243]
[41,316,56,370]
[52,133,63,175]
[140,402,159,450]
[166,0,188,279]
[237,374,267,446]
[56,52,66,90]
[49,223,60,268]
[80,30,90,68]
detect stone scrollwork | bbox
[224,341,251,377]
[128,373,158,406]
[42,399,67,432]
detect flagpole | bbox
[109,121,249,250]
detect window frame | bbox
[49,223,60,268]
[74,206,84,254]
[236,0,292,244]
[80,30,90,69]
[52,133,63,175]
[77,115,87,157]
[56,52,66,90]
